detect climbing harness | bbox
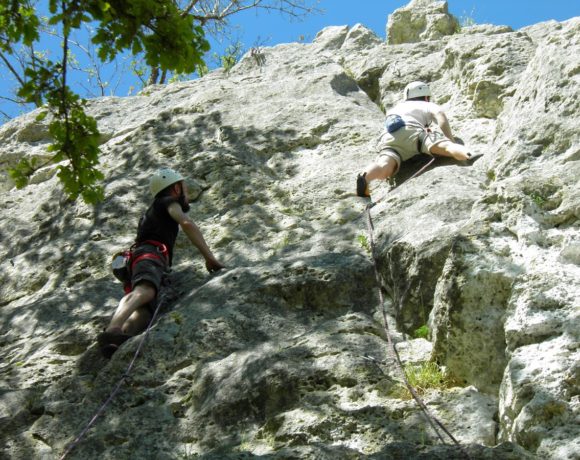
[130,240,169,271]
[59,290,170,460]
[362,163,471,458]
[111,240,169,293]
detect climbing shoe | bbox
[97,330,132,358]
[100,343,119,359]
[465,152,483,163]
[356,173,370,198]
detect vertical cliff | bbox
[0,1,578,459]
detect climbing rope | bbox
[361,159,471,458]
[367,155,436,209]
[59,291,169,460]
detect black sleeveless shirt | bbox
[135,196,180,265]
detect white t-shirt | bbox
[387,100,441,127]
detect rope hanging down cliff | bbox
[59,289,170,460]
[361,160,470,458]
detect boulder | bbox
[387,0,459,44]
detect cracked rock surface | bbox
[1,2,578,459]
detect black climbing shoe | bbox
[97,330,132,346]
[356,173,370,198]
[465,152,483,163]
[100,343,119,359]
[97,331,132,358]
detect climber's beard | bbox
[179,191,190,213]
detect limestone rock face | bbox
[387,0,459,44]
[0,1,579,459]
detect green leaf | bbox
[35,111,48,121]
[4,0,212,204]
[8,157,35,188]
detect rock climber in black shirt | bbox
[98,168,224,357]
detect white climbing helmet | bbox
[150,168,185,197]
[404,81,431,100]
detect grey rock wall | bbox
[386,0,459,44]
[0,2,578,459]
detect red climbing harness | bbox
[130,240,169,270]
[112,240,169,293]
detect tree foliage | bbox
[2,0,210,203]
[1,0,318,203]
[154,1,317,83]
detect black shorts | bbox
[131,245,168,297]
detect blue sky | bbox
[1,1,578,122]
[224,0,579,47]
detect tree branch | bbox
[0,108,14,120]
[181,0,203,17]
[188,0,320,25]
[0,51,26,87]
[0,94,23,104]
